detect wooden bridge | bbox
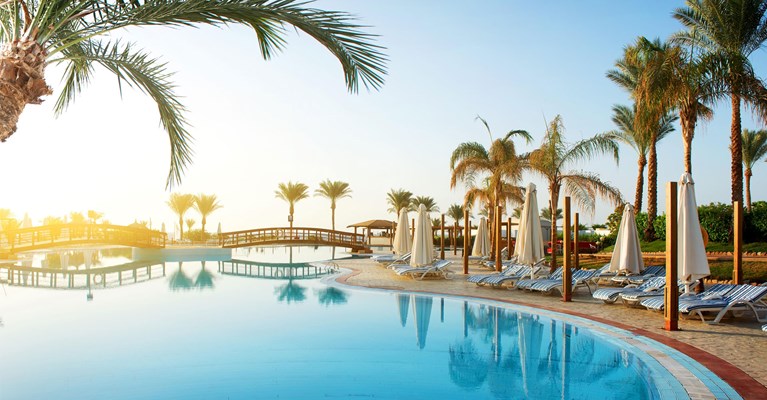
[219,227,368,252]
[1,223,166,253]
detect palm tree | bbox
[193,193,223,238]
[447,204,466,225]
[674,0,767,203]
[167,193,195,240]
[275,181,309,229]
[742,129,767,211]
[314,180,352,230]
[540,208,562,222]
[606,104,677,212]
[608,37,677,241]
[528,115,623,271]
[411,196,440,213]
[450,116,531,248]
[69,212,86,224]
[386,188,413,214]
[185,218,196,233]
[87,210,103,224]
[0,1,387,187]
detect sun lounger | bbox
[619,279,698,306]
[676,284,767,324]
[480,264,542,287]
[392,260,451,280]
[593,276,667,304]
[611,265,664,286]
[373,252,411,266]
[467,263,524,284]
[763,324,767,332]
[640,284,736,311]
[527,268,599,294]
[515,267,565,291]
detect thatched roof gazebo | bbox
[347,219,396,246]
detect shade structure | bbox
[678,173,710,293]
[217,222,222,236]
[517,314,545,398]
[609,204,643,275]
[161,222,166,234]
[412,295,433,349]
[410,204,434,267]
[471,217,491,257]
[396,293,410,327]
[393,208,412,256]
[513,183,545,269]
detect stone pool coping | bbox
[331,257,767,400]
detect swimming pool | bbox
[0,254,740,399]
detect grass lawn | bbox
[602,241,767,253]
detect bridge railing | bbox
[2,223,166,252]
[220,227,366,249]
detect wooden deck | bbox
[1,223,166,253]
[219,227,367,251]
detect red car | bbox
[546,240,598,255]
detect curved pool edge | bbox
[327,266,766,400]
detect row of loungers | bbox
[470,261,606,296]
[373,252,451,280]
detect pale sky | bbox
[1,1,765,236]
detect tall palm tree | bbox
[606,104,677,212]
[608,37,677,241]
[275,181,309,230]
[69,212,86,224]
[674,0,767,203]
[386,188,413,214]
[742,129,767,211]
[0,1,387,187]
[87,210,103,224]
[410,196,440,213]
[167,193,195,240]
[528,115,623,271]
[450,116,531,247]
[540,208,562,222]
[314,180,352,230]
[185,218,196,233]
[193,193,223,237]
[447,204,466,225]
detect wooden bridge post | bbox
[562,197,572,302]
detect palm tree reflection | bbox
[448,338,488,390]
[194,261,215,290]
[168,262,193,291]
[275,279,306,304]
[316,287,348,306]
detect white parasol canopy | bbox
[471,217,491,257]
[609,203,643,275]
[678,173,709,293]
[410,204,434,267]
[513,183,545,267]
[393,208,412,256]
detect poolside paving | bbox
[333,255,767,398]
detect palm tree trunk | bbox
[201,216,207,240]
[644,137,658,241]
[745,169,753,212]
[731,94,743,204]
[681,111,697,174]
[331,206,336,231]
[549,184,559,273]
[178,216,184,241]
[0,41,53,141]
[634,155,646,212]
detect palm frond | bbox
[562,172,624,214]
[560,133,619,170]
[52,39,192,187]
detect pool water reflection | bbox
[0,257,670,400]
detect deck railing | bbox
[2,223,166,252]
[219,227,366,250]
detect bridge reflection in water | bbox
[218,259,338,280]
[0,259,166,289]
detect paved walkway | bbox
[333,254,767,398]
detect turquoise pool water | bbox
[0,249,730,399]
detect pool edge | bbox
[332,267,767,400]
